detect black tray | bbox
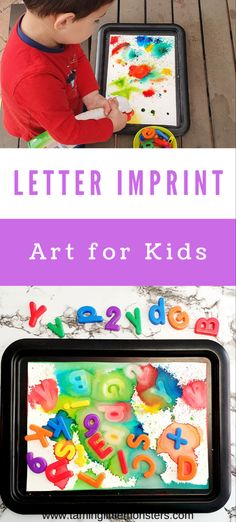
[96,24,190,136]
[0,339,230,514]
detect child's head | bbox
[23,0,113,44]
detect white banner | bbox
[0,148,235,219]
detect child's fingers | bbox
[103,99,112,116]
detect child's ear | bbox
[54,13,76,31]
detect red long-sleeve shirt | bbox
[1,17,113,145]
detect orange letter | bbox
[127,433,150,450]
[78,472,105,489]
[25,425,53,448]
[177,456,197,481]
[132,455,156,478]
[168,307,189,330]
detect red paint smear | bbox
[112,42,130,56]
[111,36,120,45]
[182,380,207,410]
[28,379,58,412]
[126,109,135,121]
[136,364,158,394]
[129,64,152,79]
[142,88,155,97]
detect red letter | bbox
[195,318,219,337]
[45,459,73,490]
[88,432,113,459]
[29,301,47,327]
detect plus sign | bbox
[167,428,188,450]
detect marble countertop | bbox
[0,286,235,521]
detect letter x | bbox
[167,428,188,450]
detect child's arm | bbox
[14,74,118,145]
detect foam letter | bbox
[149,297,166,326]
[29,301,47,327]
[25,425,53,448]
[177,456,197,481]
[127,434,150,451]
[126,308,142,335]
[88,432,113,459]
[45,459,73,490]
[168,306,189,330]
[194,317,219,337]
[132,455,156,478]
[54,441,76,461]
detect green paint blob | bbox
[152,41,173,59]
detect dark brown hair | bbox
[23,0,113,18]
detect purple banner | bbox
[0,220,235,285]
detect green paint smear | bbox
[109,77,141,99]
[164,481,209,490]
[152,41,173,58]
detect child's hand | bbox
[83,91,115,117]
[108,99,128,132]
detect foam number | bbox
[77,306,103,324]
[125,308,142,335]
[194,317,219,337]
[45,458,74,490]
[132,455,156,478]
[105,307,121,332]
[84,414,100,438]
[149,297,166,326]
[168,306,189,330]
[26,452,47,474]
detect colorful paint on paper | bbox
[26,361,209,492]
[106,34,177,126]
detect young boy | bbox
[1,0,127,146]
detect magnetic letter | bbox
[127,433,150,451]
[45,459,73,490]
[88,432,113,459]
[149,297,166,326]
[194,317,219,337]
[126,308,142,335]
[168,306,189,330]
[25,425,53,448]
[177,456,197,481]
[132,455,156,478]
[29,301,47,327]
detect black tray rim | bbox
[0,339,230,514]
[95,23,190,137]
